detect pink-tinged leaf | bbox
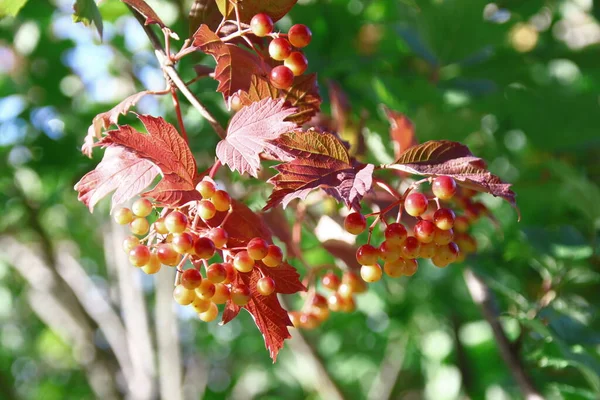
[389,140,518,213]
[122,0,167,28]
[97,115,202,207]
[383,106,418,158]
[282,73,322,125]
[75,147,159,212]
[193,25,268,99]
[217,98,297,177]
[82,90,151,157]
[264,130,374,210]
[215,0,297,23]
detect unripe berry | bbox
[432,176,457,200]
[114,208,134,225]
[433,208,456,231]
[191,297,211,313]
[257,276,276,296]
[206,263,227,283]
[356,244,379,266]
[403,259,418,276]
[141,254,161,274]
[454,216,470,233]
[289,311,302,327]
[231,284,251,306]
[132,198,153,217]
[379,241,401,263]
[195,280,216,300]
[129,244,151,267]
[153,217,169,235]
[221,262,236,284]
[173,284,196,305]
[321,272,341,290]
[360,264,383,283]
[404,192,428,217]
[284,51,308,76]
[123,236,140,253]
[212,190,231,212]
[433,228,454,246]
[247,237,269,260]
[269,38,292,61]
[212,283,231,304]
[198,199,216,220]
[207,227,228,249]
[299,313,320,329]
[199,302,218,322]
[181,268,203,289]
[250,13,273,37]
[172,232,195,254]
[344,212,366,235]
[196,180,216,199]
[383,259,405,278]
[157,244,180,266]
[414,220,436,243]
[342,271,367,293]
[288,24,312,48]
[165,211,188,234]
[419,241,437,259]
[263,245,283,267]
[270,65,294,89]
[384,223,408,246]
[130,217,150,236]
[401,237,421,259]
[234,251,255,272]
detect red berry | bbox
[356,244,379,266]
[284,51,308,76]
[221,262,236,284]
[212,283,230,304]
[165,211,188,234]
[401,237,421,259]
[157,243,180,266]
[288,24,312,48]
[181,269,203,289]
[432,242,459,267]
[247,237,269,260]
[257,276,276,296]
[414,220,436,244]
[383,259,405,278]
[270,65,294,89]
[193,237,216,259]
[384,223,408,246]
[207,227,228,249]
[129,244,151,267]
[233,251,254,272]
[404,192,429,217]
[231,284,251,306]
[433,228,454,246]
[250,13,273,37]
[195,280,215,300]
[268,38,292,61]
[379,241,401,263]
[432,176,457,200]
[433,208,456,231]
[263,245,283,267]
[344,212,366,235]
[172,232,195,254]
[321,272,340,290]
[206,263,227,283]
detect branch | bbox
[463,269,544,400]
[127,5,226,139]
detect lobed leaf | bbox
[193,25,268,99]
[96,115,202,207]
[75,147,159,212]
[281,73,321,125]
[215,0,297,23]
[389,140,518,211]
[216,98,297,177]
[82,90,151,157]
[265,130,374,210]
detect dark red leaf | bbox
[215,0,297,23]
[188,0,222,35]
[282,73,321,125]
[97,115,202,207]
[217,98,297,177]
[328,81,350,131]
[383,106,418,158]
[75,146,159,212]
[261,208,301,258]
[238,75,279,106]
[322,239,360,271]
[260,262,306,294]
[193,25,269,99]
[389,140,518,213]
[122,0,167,28]
[264,130,374,210]
[221,301,241,325]
[82,90,151,157]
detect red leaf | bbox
[388,140,519,213]
[215,0,297,23]
[122,0,167,28]
[383,106,418,159]
[188,0,222,35]
[75,146,159,212]
[239,75,279,106]
[193,25,268,99]
[217,98,297,177]
[261,262,306,294]
[328,81,350,131]
[282,73,322,125]
[221,301,241,325]
[82,90,151,157]
[264,130,374,210]
[322,239,361,270]
[261,208,301,258]
[97,115,202,207]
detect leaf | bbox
[322,239,361,270]
[97,115,202,207]
[193,25,268,99]
[388,140,518,212]
[72,0,103,38]
[75,147,159,212]
[188,0,222,35]
[222,262,304,362]
[216,98,297,177]
[328,81,350,131]
[265,130,374,210]
[282,73,322,125]
[121,0,166,28]
[82,90,150,157]
[0,0,28,17]
[215,0,297,23]
[261,208,301,258]
[239,75,279,106]
[383,106,417,158]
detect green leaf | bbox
[0,0,28,17]
[72,0,103,38]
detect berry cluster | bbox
[289,270,367,330]
[342,176,481,283]
[249,13,312,90]
[114,177,286,322]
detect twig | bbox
[127,5,226,139]
[463,269,544,400]
[171,87,189,143]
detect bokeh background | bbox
[1,0,600,399]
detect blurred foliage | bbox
[1,0,600,399]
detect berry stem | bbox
[374,178,402,199]
[174,254,190,286]
[220,28,251,42]
[209,160,221,178]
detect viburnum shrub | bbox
[73,0,518,362]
